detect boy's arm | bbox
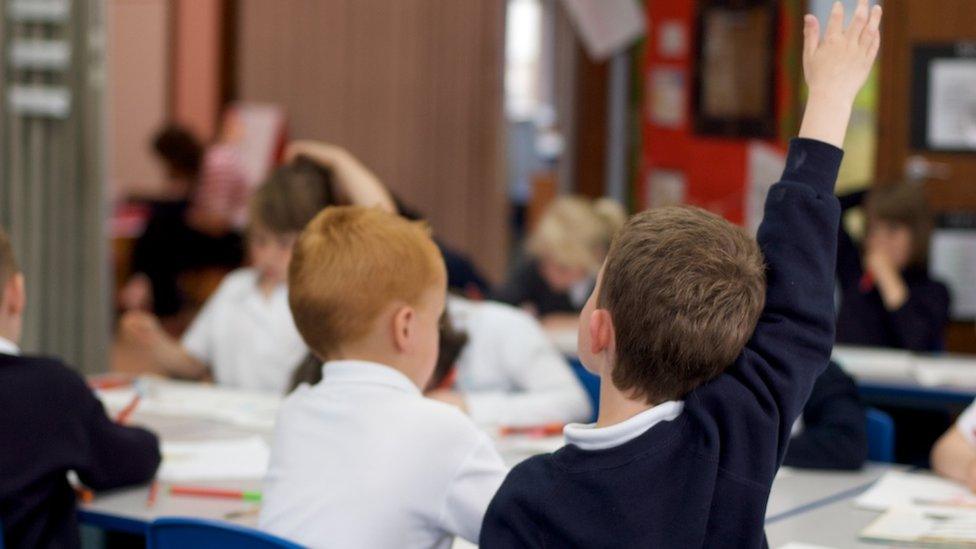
[438,433,509,543]
[715,0,881,451]
[119,311,209,379]
[285,141,396,213]
[67,371,162,490]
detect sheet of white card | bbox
[855,470,976,511]
[158,436,270,481]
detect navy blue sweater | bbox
[480,139,842,548]
[834,191,950,352]
[0,353,161,548]
[783,361,867,470]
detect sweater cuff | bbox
[782,138,844,196]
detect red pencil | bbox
[115,394,142,425]
[146,480,159,508]
[170,485,262,502]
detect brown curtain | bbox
[235,0,509,281]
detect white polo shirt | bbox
[448,297,592,427]
[181,268,307,394]
[0,336,20,356]
[260,360,508,549]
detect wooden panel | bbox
[235,0,509,281]
[572,45,608,199]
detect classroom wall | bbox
[234,0,510,280]
[638,0,802,226]
[106,0,170,198]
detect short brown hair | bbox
[0,227,19,303]
[288,206,446,358]
[865,182,932,267]
[598,207,766,403]
[249,158,335,234]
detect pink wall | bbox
[172,0,224,142]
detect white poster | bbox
[930,229,976,320]
[927,59,976,150]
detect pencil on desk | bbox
[146,480,159,508]
[170,485,262,502]
[115,394,142,425]
[499,423,565,438]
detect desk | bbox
[82,381,897,545]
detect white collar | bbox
[319,360,421,395]
[0,336,20,356]
[564,400,685,451]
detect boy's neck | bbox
[595,378,657,428]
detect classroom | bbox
[1,0,975,547]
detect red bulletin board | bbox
[638,0,801,225]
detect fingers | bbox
[861,5,882,57]
[824,1,845,39]
[845,0,870,43]
[802,14,820,67]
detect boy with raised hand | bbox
[480,2,881,547]
[260,207,508,548]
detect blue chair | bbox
[866,407,896,463]
[567,356,600,422]
[147,518,303,549]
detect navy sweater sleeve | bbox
[783,361,867,470]
[692,138,842,479]
[61,368,162,490]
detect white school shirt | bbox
[181,268,307,394]
[260,360,508,549]
[563,401,685,450]
[0,336,20,356]
[448,296,592,427]
[956,399,976,446]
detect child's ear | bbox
[392,305,415,353]
[588,309,614,357]
[3,274,25,317]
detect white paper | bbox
[856,471,976,512]
[8,85,71,118]
[657,20,688,59]
[647,169,687,209]
[778,544,838,549]
[7,0,70,22]
[561,0,646,61]
[648,69,686,129]
[930,229,976,320]
[862,506,976,545]
[158,436,270,481]
[108,377,281,431]
[225,102,286,189]
[831,345,915,381]
[927,59,976,150]
[9,39,71,70]
[746,142,786,236]
[915,355,976,388]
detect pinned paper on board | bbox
[647,169,687,209]
[560,0,646,61]
[930,228,976,320]
[657,20,688,59]
[648,68,686,128]
[9,39,71,70]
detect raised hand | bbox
[798,0,882,147]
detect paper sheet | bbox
[778,544,838,549]
[862,506,976,545]
[831,346,915,381]
[158,436,270,481]
[856,471,976,512]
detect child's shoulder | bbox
[449,297,540,333]
[206,267,261,302]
